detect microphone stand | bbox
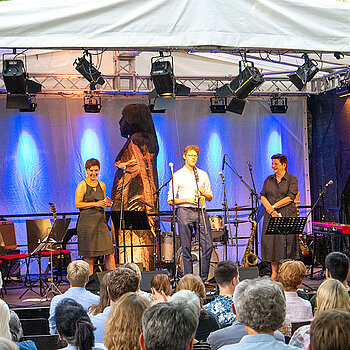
[169,164,178,284]
[219,173,231,260]
[193,167,202,279]
[119,166,127,263]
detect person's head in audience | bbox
[151,274,171,303]
[177,274,206,308]
[325,252,350,286]
[0,299,11,340]
[309,309,350,350]
[278,260,306,292]
[169,290,201,319]
[315,278,350,316]
[0,338,19,350]
[8,311,23,342]
[140,302,199,350]
[54,298,95,350]
[89,271,112,316]
[108,266,140,303]
[233,277,285,334]
[104,292,150,350]
[124,262,142,290]
[214,260,239,294]
[67,260,90,288]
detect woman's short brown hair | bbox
[278,260,306,291]
[271,154,288,170]
[151,274,171,296]
[85,158,100,170]
[177,274,206,307]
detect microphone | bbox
[193,166,199,182]
[218,171,225,181]
[169,162,174,175]
[325,180,333,187]
[222,154,226,171]
[247,160,252,169]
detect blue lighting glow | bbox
[207,132,222,172]
[268,130,282,162]
[81,129,101,164]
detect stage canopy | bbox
[0,0,350,53]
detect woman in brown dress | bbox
[260,154,299,279]
[75,158,115,275]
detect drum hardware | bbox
[209,215,225,242]
[159,232,180,263]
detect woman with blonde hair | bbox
[177,274,220,341]
[104,292,150,350]
[289,278,350,349]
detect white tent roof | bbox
[1,0,350,53]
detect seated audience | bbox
[278,260,313,324]
[104,292,150,350]
[54,298,105,350]
[150,273,171,304]
[177,274,220,341]
[289,278,350,349]
[310,252,350,311]
[0,299,36,350]
[123,262,153,302]
[140,301,198,350]
[0,338,19,350]
[219,277,298,350]
[49,260,99,334]
[89,271,111,316]
[90,266,140,343]
[309,309,350,350]
[204,260,239,326]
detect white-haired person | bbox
[219,277,299,350]
[49,260,99,334]
[0,338,19,350]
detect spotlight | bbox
[336,79,350,98]
[288,54,319,91]
[216,61,264,115]
[269,94,288,113]
[74,51,105,91]
[334,52,344,60]
[209,97,227,113]
[150,53,190,110]
[148,100,166,114]
[83,95,101,113]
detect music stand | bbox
[266,217,307,259]
[110,211,151,262]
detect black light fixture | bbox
[269,94,288,114]
[83,95,102,113]
[2,59,42,110]
[288,54,319,91]
[150,52,190,110]
[336,78,350,98]
[74,51,105,91]
[209,97,227,113]
[216,60,264,115]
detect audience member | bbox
[150,274,171,304]
[309,309,350,350]
[278,260,313,324]
[310,252,350,310]
[204,260,238,326]
[89,271,112,316]
[0,299,11,340]
[123,263,153,302]
[54,298,105,350]
[49,260,99,334]
[0,338,19,350]
[219,277,298,350]
[177,274,220,341]
[289,278,350,349]
[9,311,37,350]
[90,266,139,343]
[104,292,150,350]
[140,302,198,350]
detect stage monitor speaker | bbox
[140,270,168,293]
[239,266,259,281]
[0,221,17,249]
[26,219,52,254]
[86,270,110,294]
[342,172,350,224]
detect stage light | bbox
[74,51,105,91]
[269,94,288,113]
[148,100,166,114]
[336,79,350,98]
[216,61,264,115]
[83,95,102,113]
[150,53,190,110]
[288,54,319,91]
[209,97,227,113]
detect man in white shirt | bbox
[168,145,213,282]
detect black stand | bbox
[111,211,151,263]
[266,217,307,259]
[118,166,127,263]
[193,167,203,279]
[219,173,230,260]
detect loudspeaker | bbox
[239,266,259,281]
[140,270,168,293]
